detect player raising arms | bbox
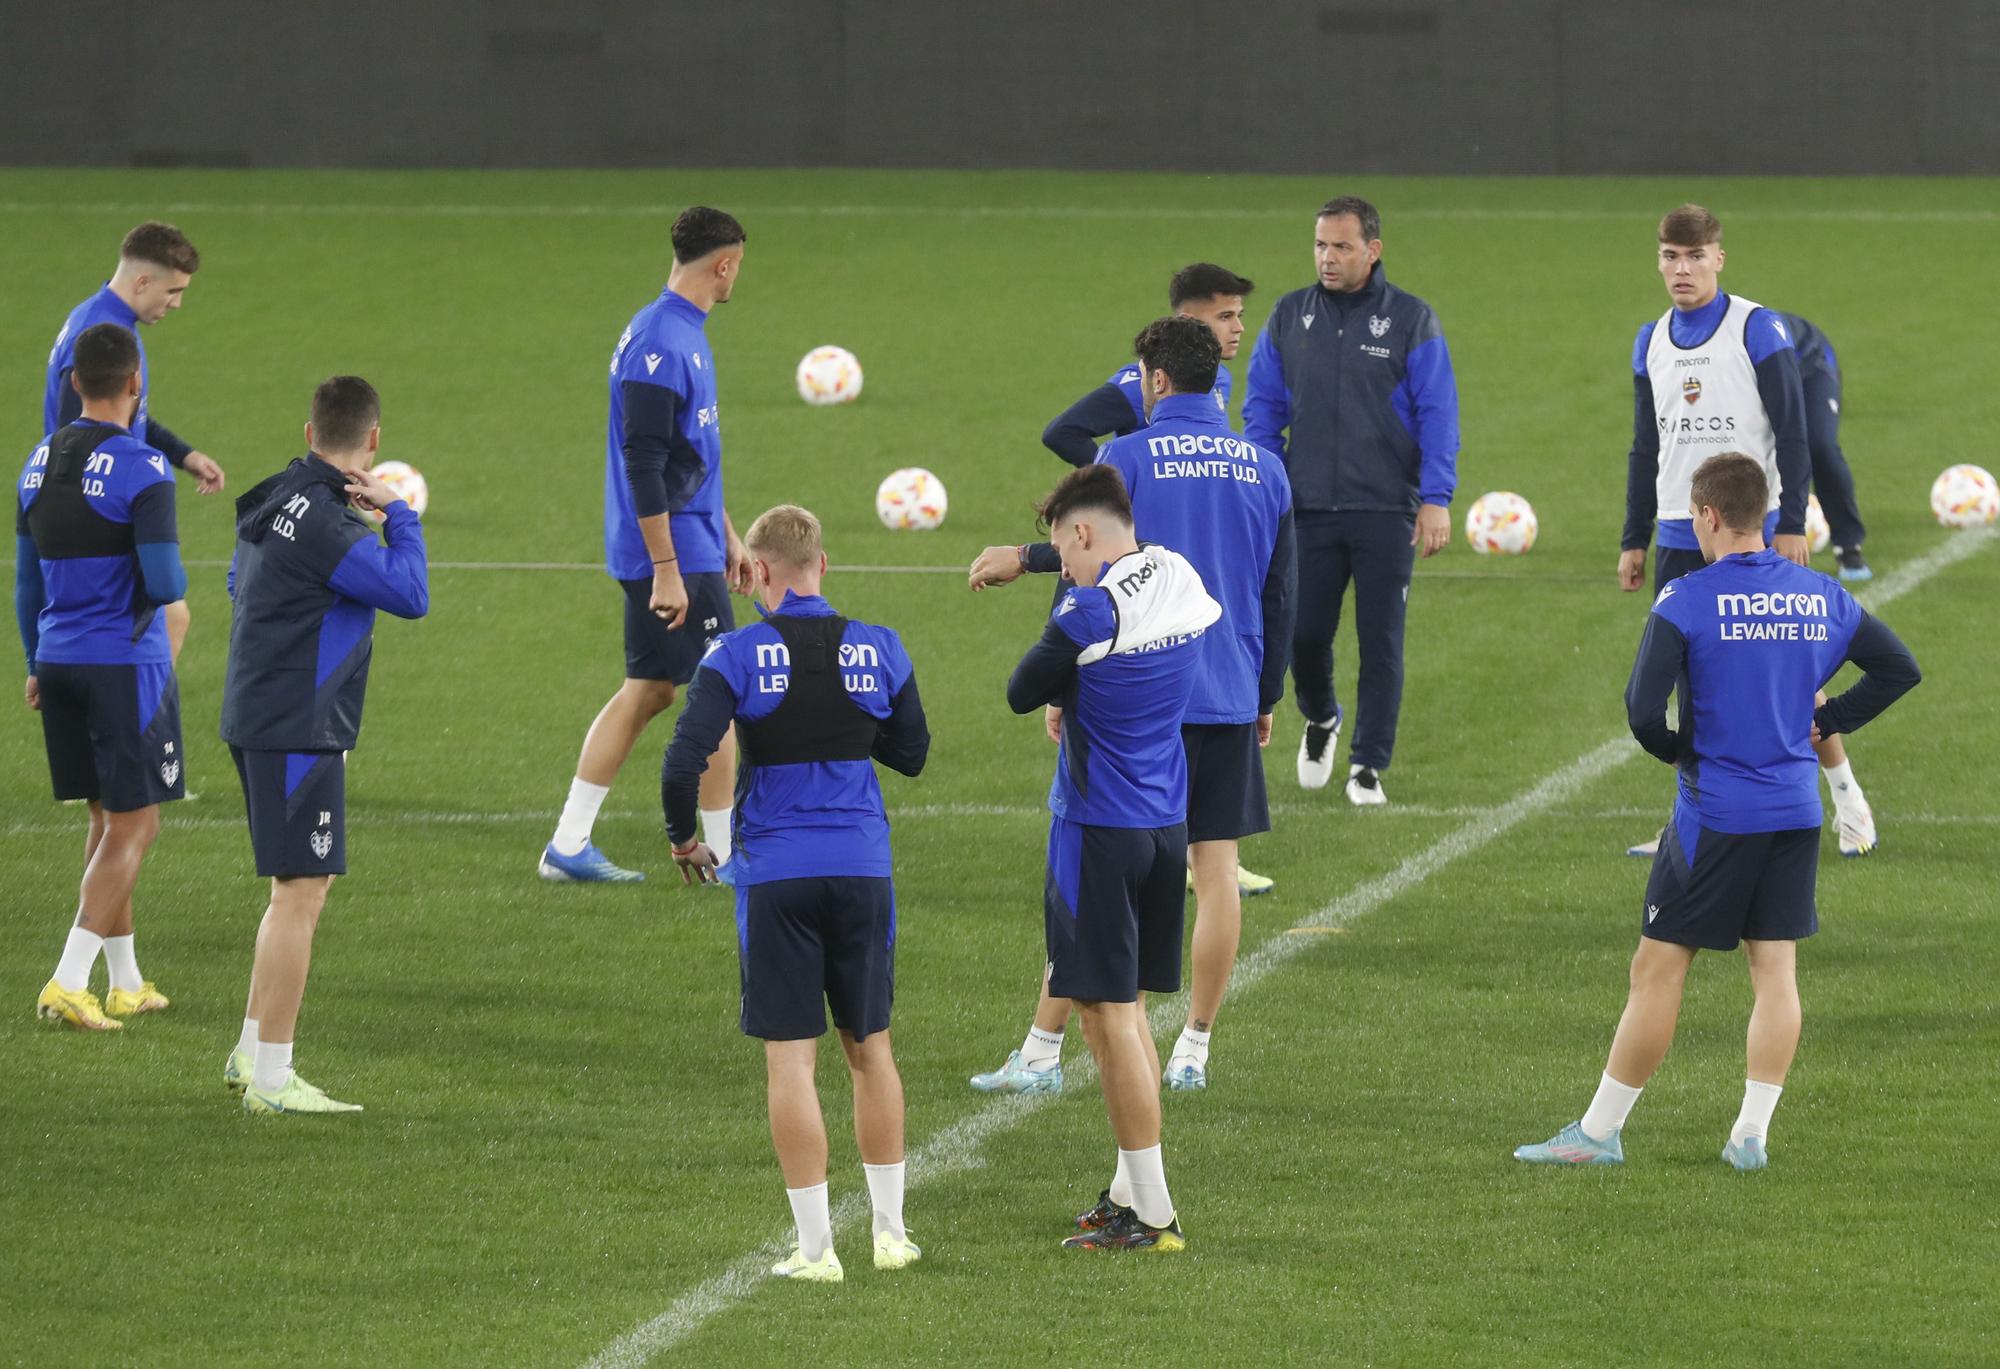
[541,207,754,883]
[1518,454,1919,1170]
[967,316,1295,1095]
[1618,205,1878,858]
[44,222,227,665]
[20,324,189,1029]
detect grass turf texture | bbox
[1,170,1995,1367]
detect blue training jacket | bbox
[1243,265,1460,516]
[661,591,929,885]
[44,287,192,467]
[604,288,727,580]
[1094,393,1295,724]
[16,420,186,669]
[220,455,429,751]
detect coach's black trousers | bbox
[1803,366,1867,549]
[1291,510,1416,772]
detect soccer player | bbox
[1041,263,1277,899]
[220,376,429,1113]
[661,505,929,1283]
[1244,196,1460,807]
[44,222,227,665]
[1005,464,1219,1251]
[1517,453,1919,1170]
[1618,205,1878,857]
[540,207,753,884]
[966,316,1295,1094]
[1040,263,1253,467]
[1776,311,1871,583]
[19,324,188,1030]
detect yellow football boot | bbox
[35,979,121,1031]
[104,982,171,1017]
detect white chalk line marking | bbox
[0,201,1994,225]
[579,527,1990,1367]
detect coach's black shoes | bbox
[1297,709,1342,790]
[1346,764,1387,807]
[1062,1207,1186,1252]
[1834,546,1873,583]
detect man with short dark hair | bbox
[1516,452,1919,1171]
[1618,205,1879,858]
[661,504,929,1282]
[967,315,1295,1097]
[1041,263,1255,467]
[1006,463,1220,1252]
[1245,196,1460,806]
[44,222,227,665]
[19,323,189,1030]
[220,375,429,1113]
[541,207,753,884]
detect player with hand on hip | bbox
[1518,453,1918,1171]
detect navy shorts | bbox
[1044,816,1187,1003]
[1643,809,1819,951]
[1182,722,1270,843]
[737,875,896,1041]
[37,662,185,813]
[621,572,734,684]
[1654,545,1708,594]
[231,747,347,879]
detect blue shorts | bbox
[231,747,347,879]
[620,572,734,685]
[736,875,896,1041]
[1643,811,1819,951]
[1182,722,1270,843]
[1044,817,1186,1003]
[1654,545,1708,594]
[36,661,185,813]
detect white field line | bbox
[0,201,1994,225]
[579,527,1990,1368]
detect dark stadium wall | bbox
[4,0,1997,174]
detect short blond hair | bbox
[745,504,823,569]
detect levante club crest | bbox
[1683,375,1703,403]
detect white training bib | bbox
[1645,294,1783,521]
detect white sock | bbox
[1822,760,1863,807]
[1171,1025,1212,1066]
[1107,1150,1135,1209]
[103,934,143,993]
[1018,1025,1064,1071]
[1580,1071,1645,1142]
[53,928,104,992]
[253,1039,294,1094]
[700,806,734,864]
[236,1018,260,1058]
[550,778,610,856]
[1121,1144,1174,1228]
[1731,1079,1785,1147]
[785,1181,832,1262]
[863,1161,906,1240]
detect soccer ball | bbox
[1930,463,1999,528]
[875,468,947,530]
[359,460,428,526]
[1463,491,1538,555]
[796,345,863,406]
[1804,493,1830,553]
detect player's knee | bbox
[623,677,678,715]
[107,805,161,849]
[273,875,332,921]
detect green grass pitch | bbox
[1,169,1995,1367]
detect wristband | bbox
[1017,544,1029,573]
[671,839,701,857]
[653,556,678,566]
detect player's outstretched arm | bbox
[1623,612,1686,763]
[1042,383,1137,468]
[1814,614,1921,740]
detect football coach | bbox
[1244,195,1460,807]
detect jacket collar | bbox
[660,287,709,325]
[1150,393,1226,425]
[772,589,835,617]
[302,452,357,492]
[1316,263,1389,313]
[94,283,139,328]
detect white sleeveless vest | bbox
[1645,294,1782,521]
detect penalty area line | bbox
[579,528,1989,1368]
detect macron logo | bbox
[693,354,705,370]
[1654,583,1677,607]
[643,353,663,375]
[148,455,166,476]
[1056,595,1077,617]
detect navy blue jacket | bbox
[220,455,429,751]
[1776,312,1837,380]
[1243,265,1460,516]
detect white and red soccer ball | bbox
[875,467,947,531]
[358,460,427,526]
[795,345,863,406]
[1930,463,1998,528]
[1463,491,1538,555]
[1804,493,1831,553]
